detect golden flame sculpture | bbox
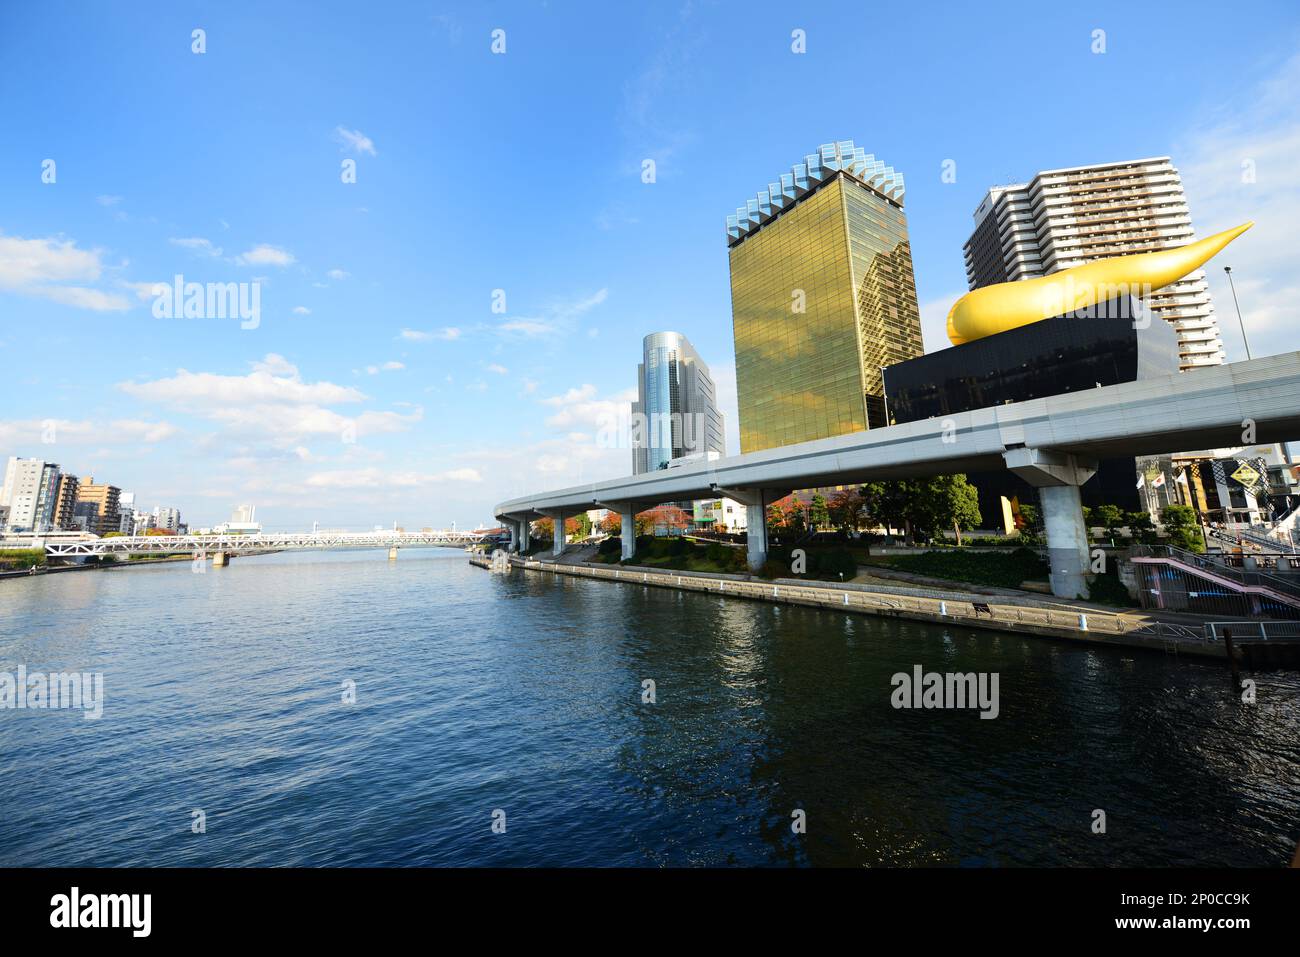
[946,222,1253,346]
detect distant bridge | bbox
[19,529,489,559]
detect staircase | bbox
[1130,545,1300,618]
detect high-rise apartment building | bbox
[1,457,62,532]
[153,505,181,532]
[54,473,80,530]
[964,157,1225,369]
[631,332,726,474]
[75,476,122,536]
[727,140,922,453]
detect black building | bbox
[881,297,1182,528]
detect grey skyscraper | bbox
[631,332,725,474]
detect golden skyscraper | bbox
[727,141,923,453]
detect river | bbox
[1,548,1296,866]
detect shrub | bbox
[1087,569,1136,607]
[883,548,1048,588]
[814,548,857,580]
[0,548,45,570]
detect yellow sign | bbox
[1230,463,1261,486]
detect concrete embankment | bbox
[472,554,1225,661]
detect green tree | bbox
[1160,504,1205,553]
[1094,504,1125,545]
[862,480,909,539]
[908,474,982,544]
[809,493,830,531]
[1126,510,1158,545]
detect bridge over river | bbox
[6,529,490,561]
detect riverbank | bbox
[475,554,1226,660]
[0,549,283,581]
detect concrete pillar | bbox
[517,518,530,553]
[709,485,786,574]
[621,506,635,561]
[1005,448,1097,599]
[1039,484,1090,598]
[552,512,567,556]
[746,501,768,572]
[212,551,228,567]
[388,547,399,561]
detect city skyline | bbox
[2,2,1299,529]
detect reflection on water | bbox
[0,549,1296,867]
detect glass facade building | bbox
[727,141,922,453]
[631,332,726,474]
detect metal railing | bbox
[1206,621,1300,641]
[1132,545,1300,604]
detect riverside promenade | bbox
[471,553,1227,661]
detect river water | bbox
[1,548,1296,867]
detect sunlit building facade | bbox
[727,141,922,453]
[963,157,1227,370]
[631,332,726,474]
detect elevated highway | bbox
[496,352,1300,598]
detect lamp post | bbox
[1223,266,1252,360]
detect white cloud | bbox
[120,353,365,408]
[334,127,377,156]
[0,417,177,447]
[116,356,421,447]
[0,234,101,286]
[293,306,311,315]
[235,244,296,267]
[539,383,637,429]
[96,195,122,207]
[496,288,609,338]
[0,233,134,311]
[365,361,404,374]
[499,319,556,336]
[169,236,223,257]
[485,363,508,375]
[121,281,163,302]
[305,466,480,489]
[33,285,130,311]
[112,419,180,443]
[327,268,350,280]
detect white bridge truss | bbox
[27,530,489,558]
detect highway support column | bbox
[1004,448,1097,600]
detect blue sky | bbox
[2,1,1298,529]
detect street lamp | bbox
[1223,266,1252,360]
